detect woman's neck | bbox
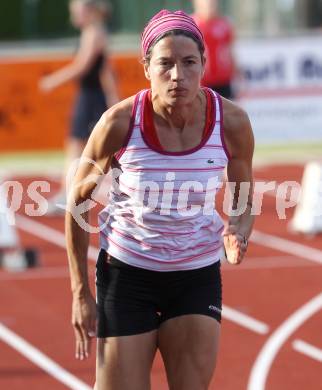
[151,91,204,132]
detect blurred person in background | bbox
[192,0,236,99]
[39,0,119,213]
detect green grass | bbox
[254,141,322,165]
[0,141,321,177]
[0,150,64,176]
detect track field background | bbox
[0,144,321,389]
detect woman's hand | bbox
[39,76,56,93]
[222,225,248,265]
[71,292,97,360]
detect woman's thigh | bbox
[158,315,220,390]
[95,251,160,389]
[96,330,158,390]
[158,261,222,389]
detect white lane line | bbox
[222,255,320,270]
[251,230,322,265]
[15,215,271,336]
[1,255,313,280]
[293,339,322,363]
[0,266,95,281]
[247,293,322,390]
[0,267,70,280]
[0,323,92,390]
[16,214,99,261]
[222,305,269,335]
[18,216,322,267]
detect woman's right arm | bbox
[65,98,133,359]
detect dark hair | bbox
[144,29,205,65]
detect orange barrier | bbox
[0,54,148,152]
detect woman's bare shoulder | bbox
[89,95,137,156]
[222,98,250,133]
[221,97,254,159]
[102,95,136,130]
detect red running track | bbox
[0,164,321,390]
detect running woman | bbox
[66,9,254,390]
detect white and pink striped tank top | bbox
[99,88,230,271]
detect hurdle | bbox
[289,161,322,235]
[0,180,38,271]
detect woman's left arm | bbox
[222,99,255,264]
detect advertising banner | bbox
[236,35,322,143]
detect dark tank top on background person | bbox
[79,53,105,90]
[71,51,107,139]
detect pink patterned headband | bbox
[141,9,204,57]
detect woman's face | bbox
[144,35,205,107]
[69,1,90,28]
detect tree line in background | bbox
[0,0,191,40]
[0,0,321,41]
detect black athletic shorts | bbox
[70,87,106,140]
[96,249,222,338]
